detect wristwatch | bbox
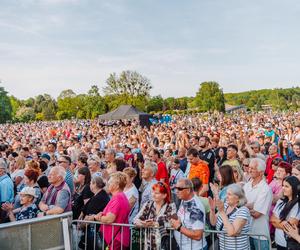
[177,223,182,232]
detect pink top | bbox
[269,179,283,214]
[100,192,130,248]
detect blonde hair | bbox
[109,172,127,191]
[16,156,26,169]
[123,167,137,178]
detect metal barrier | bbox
[0,212,73,250]
[72,220,272,250]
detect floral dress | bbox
[15,203,38,221]
[134,200,176,250]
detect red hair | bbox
[152,182,171,203]
[24,169,39,183]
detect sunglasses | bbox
[57,160,68,164]
[175,187,189,191]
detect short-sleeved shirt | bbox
[155,161,168,182]
[174,196,207,250]
[188,160,209,185]
[16,203,39,221]
[243,179,273,239]
[216,204,250,250]
[273,200,300,247]
[124,185,139,224]
[100,192,131,247]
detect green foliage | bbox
[103,70,152,111]
[225,87,300,110]
[15,106,35,122]
[0,87,12,123]
[195,82,225,112]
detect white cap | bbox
[20,187,38,198]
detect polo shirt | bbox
[243,179,272,240]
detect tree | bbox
[195,82,225,112]
[147,95,164,112]
[0,86,12,123]
[15,106,35,122]
[103,70,152,110]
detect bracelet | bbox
[177,223,182,232]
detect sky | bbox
[0,0,300,99]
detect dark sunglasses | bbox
[57,160,68,164]
[175,187,189,191]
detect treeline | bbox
[0,71,299,124]
[225,87,300,111]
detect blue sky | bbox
[0,0,300,99]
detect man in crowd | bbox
[244,158,273,250]
[39,166,72,215]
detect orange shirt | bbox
[188,160,210,185]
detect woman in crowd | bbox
[10,156,26,193]
[72,167,93,219]
[78,175,110,250]
[214,165,236,202]
[123,167,139,224]
[134,181,176,250]
[270,176,300,249]
[209,183,250,250]
[278,139,293,163]
[292,164,300,181]
[94,172,131,250]
[216,147,227,167]
[2,187,39,221]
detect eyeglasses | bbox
[57,160,68,164]
[175,187,189,191]
[243,164,249,167]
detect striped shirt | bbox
[216,204,250,250]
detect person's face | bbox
[77,173,85,184]
[242,161,250,173]
[152,188,167,203]
[227,148,236,159]
[107,178,117,194]
[269,145,277,156]
[199,138,206,147]
[175,180,191,200]
[105,152,114,162]
[151,152,158,162]
[282,180,293,199]
[178,148,185,158]
[282,140,288,148]
[141,167,152,180]
[172,163,180,170]
[293,145,300,157]
[20,194,33,205]
[292,168,300,181]
[187,155,198,165]
[48,144,55,153]
[58,157,69,168]
[48,169,61,184]
[249,161,261,179]
[218,148,224,157]
[251,144,260,153]
[275,167,287,180]
[88,161,98,172]
[225,189,239,207]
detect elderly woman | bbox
[134,181,176,250]
[209,183,250,250]
[2,187,39,221]
[93,172,131,250]
[140,160,158,205]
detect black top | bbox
[82,189,110,216]
[72,185,94,219]
[199,148,216,182]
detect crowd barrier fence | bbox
[0,212,72,250]
[72,220,272,250]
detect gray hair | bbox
[51,166,66,179]
[179,178,194,192]
[106,148,116,156]
[250,158,266,172]
[0,159,7,172]
[227,183,247,207]
[91,175,105,189]
[144,160,158,176]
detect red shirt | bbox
[266,154,282,184]
[155,161,169,183]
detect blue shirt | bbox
[65,169,74,195]
[0,174,14,203]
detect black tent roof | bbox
[98,105,149,120]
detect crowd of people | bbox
[0,111,300,250]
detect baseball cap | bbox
[20,187,38,198]
[40,153,51,161]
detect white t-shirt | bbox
[174,196,207,250]
[243,179,273,240]
[170,168,185,192]
[273,200,300,247]
[124,185,139,224]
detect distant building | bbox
[225,104,247,113]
